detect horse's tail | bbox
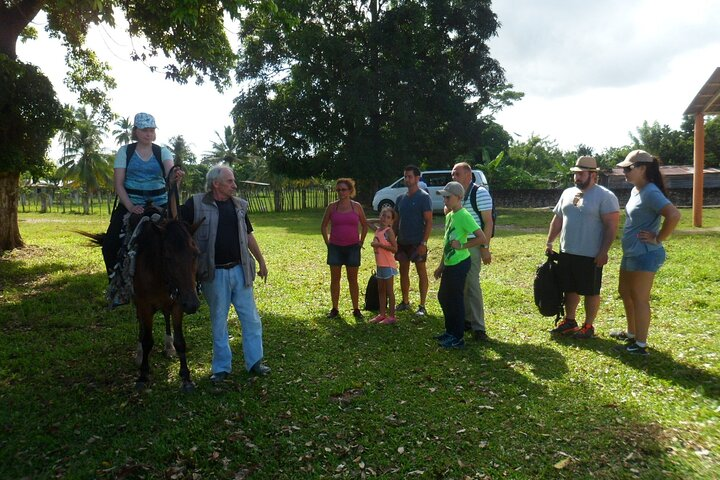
[74,231,105,247]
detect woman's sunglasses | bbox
[623,163,640,173]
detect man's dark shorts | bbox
[557,252,602,296]
[327,243,361,267]
[395,243,427,263]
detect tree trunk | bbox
[0,171,24,251]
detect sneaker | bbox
[250,361,271,376]
[379,316,397,325]
[439,335,465,349]
[327,308,339,318]
[210,371,230,384]
[464,322,473,332]
[573,324,595,339]
[396,302,411,312]
[624,343,649,356]
[369,314,386,324]
[610,330,635,342]
[473,330,489,342]
[415,305,427,316]
[433,332,452,341]
[550,318,579,335]
[352,309,364,320]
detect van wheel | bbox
[377,200,395,211]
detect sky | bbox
[16,1,720,160]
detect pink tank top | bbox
[329,204,360,246]
[374,227,396,268]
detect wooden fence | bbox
[19,186,336,214]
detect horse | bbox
[78,207,202,392]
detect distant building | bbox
[600,166,720,190]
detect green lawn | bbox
[1,207,718,479]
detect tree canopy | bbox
[233,0,516,194]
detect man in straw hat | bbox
[545,156,620,338]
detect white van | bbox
[371,169,489,212]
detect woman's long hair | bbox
[643,155,668,196]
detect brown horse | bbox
[79,209,202,392]
[132,213,202,392]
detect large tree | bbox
[234,0,514,195]
[0,0,261,251]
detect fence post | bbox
[274,189,283,212]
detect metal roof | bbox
[684,67,720,115]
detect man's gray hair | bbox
[205,164,231,192]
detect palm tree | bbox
[112,116,132,146]
[166,135,197,166]
[58,107,113,214]
[203,125,244,166]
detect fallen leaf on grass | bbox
[554,458,571,469]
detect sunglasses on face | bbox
[623,164,640,173]
[336,187,349,192]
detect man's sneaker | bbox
[415,305,427,316]
[210,371,230,384]
[396,302,411,312]
[439,335,465,349]
[624,343,649,356]
[550,318,579,335]
[433,332,452,341]
[352,309,364,320]
[379,316,397,325]
[369,314,386,324]
[573,324,595,339]
[473,330,489,342]
[250,361,271,376]
[610,330,635,343]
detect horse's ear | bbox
[189,217,205,235]
[152,222,167,234]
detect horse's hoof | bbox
[135,381,147,392]
[181,382,195,393]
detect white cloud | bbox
[489,0,720,151]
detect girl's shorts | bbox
[376,267,398,280]
[621,248,666,273]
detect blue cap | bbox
[133,112,157,129]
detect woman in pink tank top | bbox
[320,178,369,319]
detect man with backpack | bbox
[450,162,493,341]
[545,156,619,339]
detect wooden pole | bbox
[692,113,705,227]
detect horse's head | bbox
[155,219,202,314]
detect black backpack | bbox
[363,270,379,311]
[534,252,564,323]
[468,183,497,238]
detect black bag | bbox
[534,252,564,323]
[468,183,497,238]
[364,270,379,311]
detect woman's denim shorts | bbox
[376,267,398,280]
[621,248,666,273]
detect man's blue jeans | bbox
[202,265,263,374]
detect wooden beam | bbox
[692,113,705,227]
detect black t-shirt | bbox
[181,196,253,265]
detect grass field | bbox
[1,207,718,479]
